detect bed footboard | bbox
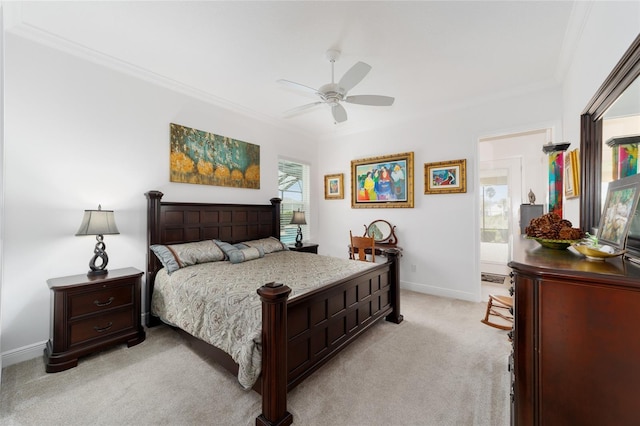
[256,250,402,425]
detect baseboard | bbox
[2,340,47,368]
[2,314,149,369]
[401,281,480,302]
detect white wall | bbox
[1,34,317,365]
[315,87,562,302]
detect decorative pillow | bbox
[150,240,225,274]
[242,236,289,254]
[214,240,265,264]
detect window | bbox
[480,176,509,244]
[278,159,310,244]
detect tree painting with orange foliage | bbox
[169,123,260,189]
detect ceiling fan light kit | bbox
[278,49,395,124]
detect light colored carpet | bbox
[0,290,511,425]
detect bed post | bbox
[385,248,404,324]
[270,198,282,239]
[145,190,163,327]
[256,282,293,426]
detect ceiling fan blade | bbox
[277,79,320,96]
[345,95,395,106]
[338,62,372,92]
[332,103,348,123]
[283,102,323,117]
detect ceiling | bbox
[5,1,582,139]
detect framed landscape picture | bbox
[324,173,344,199]
[424,159,467,194]
[598,173,640,249]
[169,123,260,189]
[351,152,414,208]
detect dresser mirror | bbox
[365,219,398,246]
[580,34,640,232]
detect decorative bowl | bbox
[572,244,625,261]
[528,237,581,250]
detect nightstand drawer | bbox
[70,309,134,346]
[69,285,133,318]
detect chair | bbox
[350,230,375,262]
[481,294,513,330]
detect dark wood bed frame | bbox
[145,190,403,425]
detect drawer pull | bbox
[94,297,114,307]
[93,322,113,333]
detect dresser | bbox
[44,267,145,372]
[508,237,640,425]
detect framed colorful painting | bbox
[424,159,467,194]
[169,123,260,189]
[324,173,344,199]
[351,152,414,208]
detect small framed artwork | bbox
[597,173,640,249]
[564,149,580,199]
[424,159,467,194]
[324,173,344,199]
[351,152,414,208]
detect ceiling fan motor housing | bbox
[319,83,345,106]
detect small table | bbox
[348,243,402,259]
[288,243,319,254]
[44,267,145,373]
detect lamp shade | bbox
[290,211,306,225]
[75,206,120,236]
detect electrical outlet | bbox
[411,264,416,272]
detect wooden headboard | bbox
[144,190,282,325]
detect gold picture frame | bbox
[564,149,580,199]
[324,173,344,199]
[424,159,467,194]
[351,152,414,208]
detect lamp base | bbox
[295,226,303,247]
[87,235,109,277]
[87,269,108,277]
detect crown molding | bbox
[3,3,317,141]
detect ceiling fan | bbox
[277,49,395,124]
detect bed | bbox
[145,190,403,425]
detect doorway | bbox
[478,128,549,300]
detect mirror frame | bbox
[580,34,640,232]
[364,219,398,246]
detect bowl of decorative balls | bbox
[525,213,584,250]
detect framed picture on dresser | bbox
[597,173,640,250]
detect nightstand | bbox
[288,243,319,254]
[44,267,145,373]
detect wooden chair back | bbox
[350,230,375,262]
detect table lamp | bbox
[75,205,120,276]
[290,210,306,247]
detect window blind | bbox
[278,159,310,244]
